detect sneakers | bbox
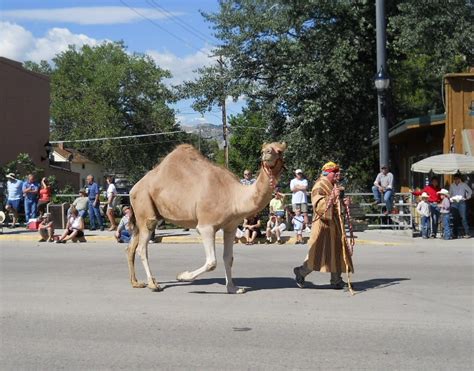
[265,238,272,244]
[293,267,305,288]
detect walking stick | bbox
[335,185,355,296]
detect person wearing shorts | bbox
[5,173,23,228]
[266,214,287,244]
[56,206,86,243]
[290,169,309,231]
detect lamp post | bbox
[375,0,390,168]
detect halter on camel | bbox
[262,151,285,190]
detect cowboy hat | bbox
[437,189,450,196]
[420,192,429,198]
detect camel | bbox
[127,142,287,294]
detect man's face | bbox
[28,175,35,183]
[381,167,388,175]
[295,172,303,179]
[87,176,93,184]
[454,177,461,185]
[326,172,337,184]
[244,171,252,179]
[432,178,439,187]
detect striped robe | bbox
[304,176,354,273]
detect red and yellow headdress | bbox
[321,161,340,173]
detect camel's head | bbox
[261,142,287,168]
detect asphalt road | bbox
[1,238,473,370]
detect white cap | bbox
[421,192,429,198]
[295,169,303,174]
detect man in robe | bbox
[293,161,354,289]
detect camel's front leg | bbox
[223,229,246,294]
[177,225,217,282]
[137,227,162,292]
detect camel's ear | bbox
[280,142,287,151]
[261,142,269,150]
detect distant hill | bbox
[181,123,224,147]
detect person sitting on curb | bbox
[38,213,54,242]
[265,214,286,244]
[56,206,86,243]
[115,205,133,243]
[70,189,89,218]
[243,214,261,245]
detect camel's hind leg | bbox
[176,225,217,282]
[223,229,246,294]
[127,236,146,288]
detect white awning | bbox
[411,153,474,174]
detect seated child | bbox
[265,214,287,244]
[38,213,54,242]
[292,209,304,244]
[437,189,452,240]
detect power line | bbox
[147,0,216,45]
[50,130,183,144]
[118,0,203,54]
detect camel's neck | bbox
[236,161,283,217]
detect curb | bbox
[0,232,403,246]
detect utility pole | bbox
[375,0,390,168]
[217,56,229,168]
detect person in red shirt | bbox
[412,176,441,238]
[37,177,52,217]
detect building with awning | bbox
[374,71,474,191]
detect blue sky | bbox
[0,0,245,126]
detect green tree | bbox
[25,42,180,181]
[202,0,472,182]
[1,153,44,180]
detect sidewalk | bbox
[0,226,412,246]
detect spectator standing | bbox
[243,214,261,245]
[415,192,431,239]
[449,174,472,239]
[22,174,39,223]
[37,177,52,217]
[412,176,441,238]
[240,169,256,186]
[71,189,89,218]
[438,189,452,240]
[269,189,286,218]
[86,175,104,231]
[290,169,310,231]
[5,173,23,228]
[292,209,304,244]
[265,214,286,244]
[56,206,86,243]
[38,213,54,242]
[372,165,394,214]
[106,176,118,231]
[115,205,133,243]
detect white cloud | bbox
[147,47,215,85]
[0,22,35,61]
[1,6,180,25]
[0,22,103,62]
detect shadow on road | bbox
[160,277,410,293]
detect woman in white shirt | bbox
[56,206,85,243]
[106,176,118,231]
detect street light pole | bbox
[376,0,390,168]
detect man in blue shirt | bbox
[22,174,39,222]
[5,173,23,227]
[86,174,104,231]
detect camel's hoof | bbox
[148,284,163,292]
[227,286,246,294]
[132,281,146,288]
[176,271,194,282]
